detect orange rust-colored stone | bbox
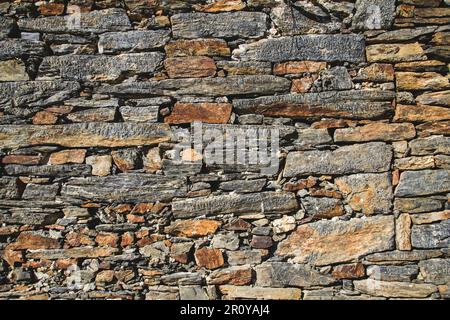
[96,232,119,248]
[165,39,230,57]
[165,102,232,124]
[165,219,221,238]
[7,232,60,250]
[332,263,366,279]
[38,3,65,16]
[32,111,58,125]
[2,154,42,165]
[194,247,224,270]
[164,56,216,78]
[48,149,86,165]
[274,61,326,75]
[193,0,246,12]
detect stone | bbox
[233,34,365,63]
[211,233,240,250]
[0,208,62,226]
[395,156,436,171]
[193,0,246,13]
[394,198,443,214]
[335,173,393,216]
[274,61,327,75]
[394,104,450,122]
[395,170,450,197]
[410,136,450,155]
[250,235,273,249]
[4,164,91,178]
[66,108,116,123]
[416,121,450,136]
[98,76,291,97]
[219,179,266,193]
[366,43,426,62]
[22,183,59,201]
[357,63,394,82]
[0,123,173,149]
[332,263,366,279]
[219,285,301,300]
[291,77,314,93]
[255,262,336,288]
[416,90,450,106]
[172,192,298,218]
[233,90,394,119]
[61,174,187,203]
[171,12,267,39]
[396,213,412,251]
[419,259,450,285]
[354,279,436,298]
[365,250,443,263]
[411,211,450,225]
[38,3,65,16]
[86,155,112,176]
[48,149,86,165]
[2,155,42,165]
[164,56,216,78]
[119,106,159,123]
[284,142,392,177]
[179,286,209,300]
[276,216,395,266]
[335,123,415,142]
[411,220,450,249]
[32,111,59,125]
[301,197,345,219]
[111,149,140,172]
[7,232,60,250]
[194,247,224,269]
[164,103,232,124]
[396,72,450,91]
[98,30,170,54]
[0,39,47,60]
[164,219,221,238]
[0,59,29,81]
[96,232,119,247]
[38,53,164,82]
[272,216,296,234]
[227,250,262,266]
[17,8,131,34]
[27,247,118,260]
[352,0,396,30]
[207,266,252,286]
[165,39,230,57]
[217,61,271,75]
[320,67,353,91]
[143,148,162,173]
[366,265,419,282]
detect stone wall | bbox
[0,0,449,300]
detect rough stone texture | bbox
[0,0,449,301]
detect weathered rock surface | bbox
[395,170,450,197]
[411,220,450,249]
[354,279,437,298]
[353,0,396,30]
[98,30,171,54]
[334,123,416,142]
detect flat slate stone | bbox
[0,39,47,60]
[284,142,392,177]
[411,220,450,249]
[61,174,187,203]
[98,30,171,54]
[0,177,21,199]
[171,12,267,39]
[0,123,173,149]
[419,258,450,284]
[233,34,365,63]
[233,90,395,119]
[352,0,396,30]
[17,8,131,34]
[4,164,91,178]
[172,192,299,218]
[395,170,450,197]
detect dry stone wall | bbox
[0,0,450,300]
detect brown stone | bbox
[207,266,253,285]
[251,235,273,249]
[165,39,230,57]
[219,285,301,300]
[291,77,315,93]
[86,155,112,176]
[38,3,65,16]
[416,90,450,106]
[32,111,58,125]
[283,177,317,192]
[332,263,366,280]
[354,279,437,298]
[2,155,42,165]
[48,149,86,165]
[395,60,446,72]
[432,32,450,45]
[194,247,224,270]
[120,232,135,247]
[164,219,221,238]
[96,270,115,284]
[366,43,426,63]
[164,102,232,124]
[410,210,450,225]
[0,59,29,81]
[394,156,435,171]
[7,232,60,250]
[143,147,162,173]
[417,121,450,136]
[193,0,246,12]
[224,218,252,231]
[27,247,118,259]
[357,63,395,82]
[396,213,412,251]
[396,72,450,91]
[394,104,450,122]
[131,203,154,214]
[276,216,395,266]
[164,56,216,78]
[334,123,416,142]
[0,226,19,236]
[273,61,327,75]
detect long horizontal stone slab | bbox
[61,174,187,203]
[97,76,291,97]
[0,123,173,149]
[284,142,392,177]
[233,34,366,63]
[0,81,80,108]
[412,220,450,249]
[17,8,131,34]
[395,170,450,197]
[4,164,91,177]
[172,192,298,218]
[38,53,164,82]
[171,12,267,39]
[0,39,47,60]
[98,30,171,54]
[233,90,395,119]
[354,279,436,298]
[27,247,118,260]
[276,216,395,266]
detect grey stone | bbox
[171,12,267,39]
[0,208,62,226]
[419,259,450,285]
[172,192,298,218]
[354,279,436,298]
[216,61,272,75]
[367,26,437,43]
[98,30,170,54]
[17,8,131,34]
[0,177,21,199]
[255,262,337,288]
[38,53,164,82]
[95,224,138,232]
[119,106,159,123]
[160,272,203,286]
[98,76,291,97]
[219,179,266,193]
[293,129,332,149]
[410,136,450,156]
[411,220,450,249]
[0,39,46,60]
[227,250,262,266]
[284,142,392,177]
[394,198,443,213]
[395,170,450,197]
[352,0,396,30]
[0,16,15,38]
[22,184,59,201]
[364,250,443,264]
[320,67,353,91]
[179,286,209,300]
[367,265,419,282]
[67,108,117,123]
[4,164,91,178]
[301,197,344,219]
[233,34,365,63]
[233,90,395,119]
[212,233,240,250]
